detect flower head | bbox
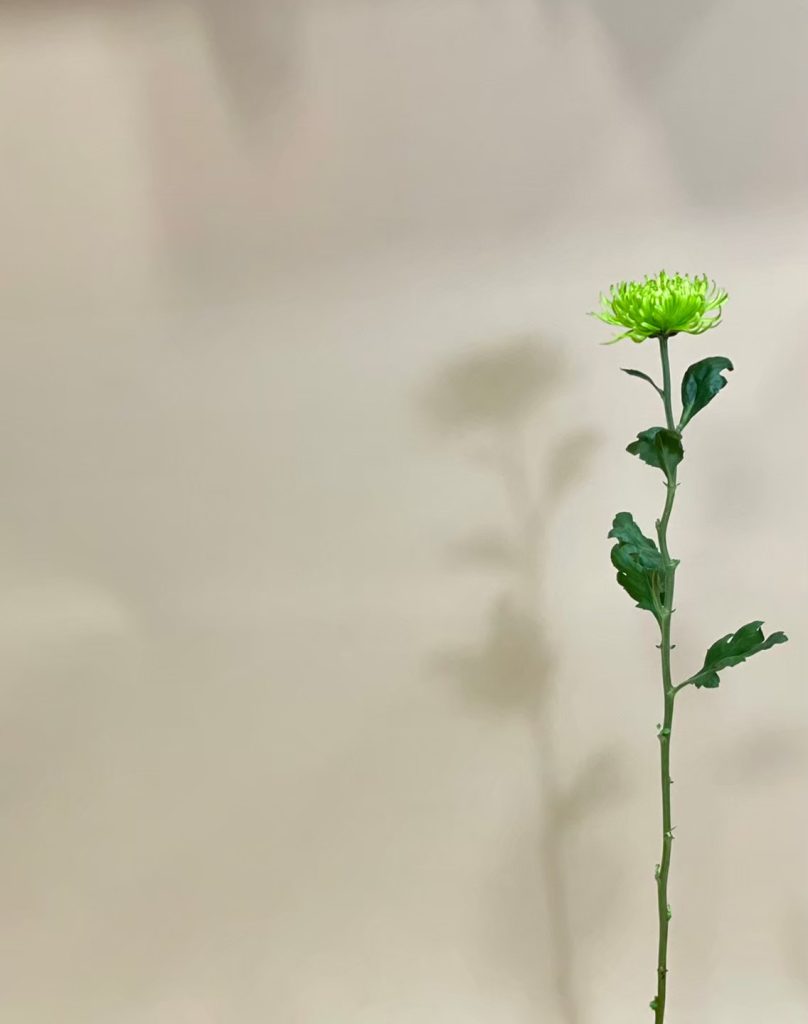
[592,271,728,344]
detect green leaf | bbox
[679,356,733,430]
[621,367,663,397]
[607,512,668,620]
[626,426,684,482]
[687,620,788,689]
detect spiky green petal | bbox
[591,270,728,344]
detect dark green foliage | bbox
[687,620,788,689]
[622,367,663,397]
[679,356,733,430]
[607,512,670,620]
[626,427,684,482]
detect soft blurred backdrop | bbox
[0,1,805,1021]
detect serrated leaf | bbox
[607,512,667,619]
[621,367,663,397]
[687,620,788,689]
[679,356,733,430]
[626,426,684,482]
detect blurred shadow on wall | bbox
[537,0,715,87]
[722,726,808,1009]
[421,336,625,1023]
[537,0,808,209]
[784,905,808,1005]
[196,0,301,128]
[111,0,306,289]
[1,0,302,131]
[715,726,808,789]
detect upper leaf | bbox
[621,367,663,397]
[626,427,684,482]
[679,356,733,430]
[607,512,667,620]
[687,620,788,689]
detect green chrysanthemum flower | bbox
[592,271,728,344]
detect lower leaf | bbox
[686,620,788,689]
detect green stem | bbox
[659,335,676,433]
[653,335,678,1024]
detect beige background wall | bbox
[0,2,805,1021]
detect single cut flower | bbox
[592,271,728,344]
